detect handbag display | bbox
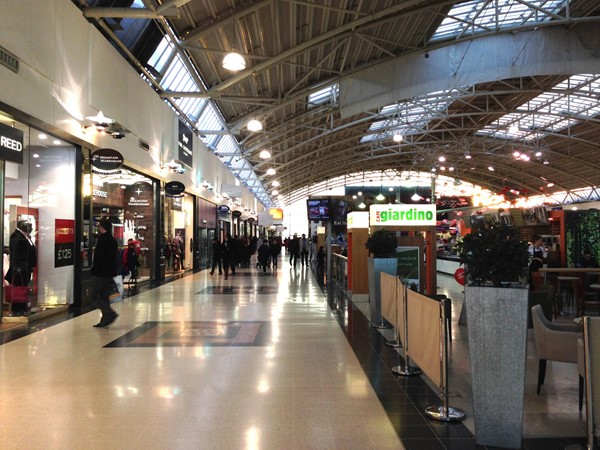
[5,271,29,303]
[5,285,29,303]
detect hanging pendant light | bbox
[222,51,246,71]
[247,119,263,131]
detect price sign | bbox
[55,219,75,267]
[454,267,466,286]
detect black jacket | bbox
[91,232,118,277]
[5,229,36,285]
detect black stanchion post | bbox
[424,298,466,422]
[386,275,402,348]
[392,284,422,377]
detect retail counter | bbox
[437,255,461,275]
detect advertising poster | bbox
[397,246,420,291]
[55,219,75,267]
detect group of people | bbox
[209,234,277,278]
[283,233,311,267]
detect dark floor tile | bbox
[386,412,431,427]
[524,437,583,450]
[395,424,438,439]
[401,438,446,450]
[429,422,474,439]
[438,437,479,450]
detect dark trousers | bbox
[210,258,222,274]
[91,276,116,321]
[300,250,309,266]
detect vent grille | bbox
[0,46,19,73]
[139,139,150,151]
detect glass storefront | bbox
[84,168,156,284]
[1,116,76,317]
[163,194,194,275]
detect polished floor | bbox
[0,255,590,450]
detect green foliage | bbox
[365,229,397,258]
[458,223,529,287]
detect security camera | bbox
[176,167,186,174]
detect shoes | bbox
[209,271,214,275]
[93,312,118,328]
[107,312,119,325]
[218,272,223,275]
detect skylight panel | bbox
[216,135,238,155]
[147,36,174,73]
[478,73,600,138]
[431,0,567,42]
[196,104,223,147]
[308,84,339,105]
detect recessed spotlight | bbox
[53,140,61,145]
[33,153,39,158]
[38,133,47,140]
[438,156,446,162]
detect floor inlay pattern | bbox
[104,320,272,348]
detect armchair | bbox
[531,304,583,395]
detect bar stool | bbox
[556,276,579,316]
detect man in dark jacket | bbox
[91,218,119,327]
[5,220,37,315]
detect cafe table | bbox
[537,268,600,316]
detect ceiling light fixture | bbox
[259,150,271,159]
[358,202,366,209]
[85,110,114,125]
[271,180,280,187]
[247,119,262,131]
[222,51,246,71]
[392,132,402,142]
[266,168,276,176]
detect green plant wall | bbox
[565,211,600,266]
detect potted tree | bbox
[458,221,530,449]
[365,229,398,328]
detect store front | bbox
[195,197,217,271]
[1,116,77,320]
[85,165,157,287]
[163,193,194,276]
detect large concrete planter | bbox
[367,257,397,327]
[465,284,529,449]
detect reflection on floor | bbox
[0,260,590,450]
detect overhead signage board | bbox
[178,120,193,168]
[165,181,185,198]
[0,122,24,164]
[258,212,273,226]
[91,148,124,171]
[347,211,369,229]
[370,204,436,227]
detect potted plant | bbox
[365,229,398,328]
[458,221,530,449]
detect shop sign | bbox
[217,205,230,214]
[0,122,24,164]
[165,181,185,198]
[370,204,436,227]
[90,148,124,170]
[178,120,193,168]
[55,219,74,267]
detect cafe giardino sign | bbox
[369,204,436,226]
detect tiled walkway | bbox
[0,256,590,449]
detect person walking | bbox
[288,234,300,267]
[209,237,222,275]
[270,237,281,270]
[221,234,236,279]
[91,218,119,328]
[257,239,271,272]
[299,233,309,266]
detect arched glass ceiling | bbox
[432,0,568,41]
